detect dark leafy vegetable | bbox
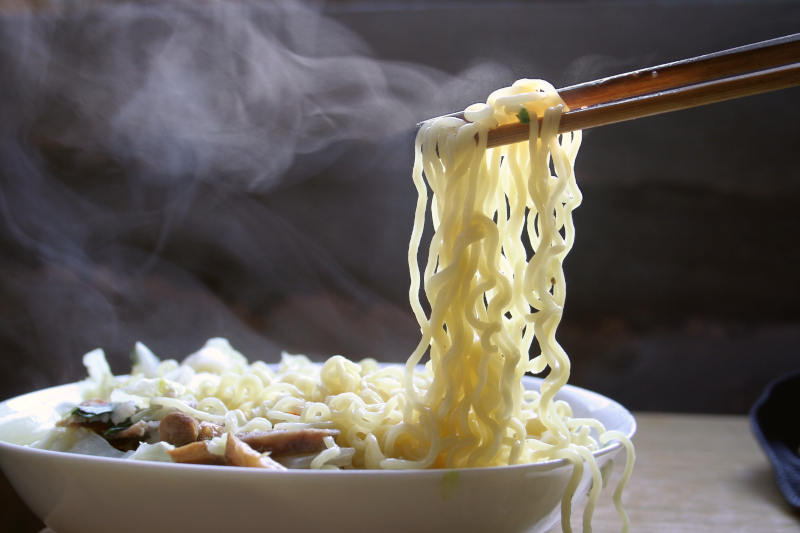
[71,402,115,419]
[104,420,134,437]
[516,108,531,124]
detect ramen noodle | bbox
[27,79,632,533]
[398,79,634,531]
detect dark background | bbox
[1,1,799,530]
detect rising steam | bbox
[0,0,510,395]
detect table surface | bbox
[5,413,800,532]
[548,412,799,532]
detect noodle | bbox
[393,79,635,531]
[38,79,634,533]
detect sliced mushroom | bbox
[159,412,200,446]
[224,433,286,470]
[198,421,224,441]
[237,428,339,456]
[167,441,224,465]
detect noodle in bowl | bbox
[0,78,637,533]
[0,369,634,533]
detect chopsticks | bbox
[424,34,800,149]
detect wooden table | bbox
[550,413,799,532]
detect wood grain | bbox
[550,413,800,532]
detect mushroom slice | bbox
[237,429,339,456]
[167,441,224,465]
[225,433,286,470]
[198,421,224,441]
[159,412,200,446]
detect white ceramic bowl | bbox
[0,376,635,533]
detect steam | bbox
[2,0,455,188]
[0,0,510,394]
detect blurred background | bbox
[1,0,799,530]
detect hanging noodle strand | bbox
[391,79,635,532]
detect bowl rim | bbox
[0,374,636,475]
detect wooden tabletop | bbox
[550,413,800,532]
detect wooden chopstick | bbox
[421,33,800,148]
[556,33,800,110]
[488,62,800,148]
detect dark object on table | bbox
[750,370,800,511]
